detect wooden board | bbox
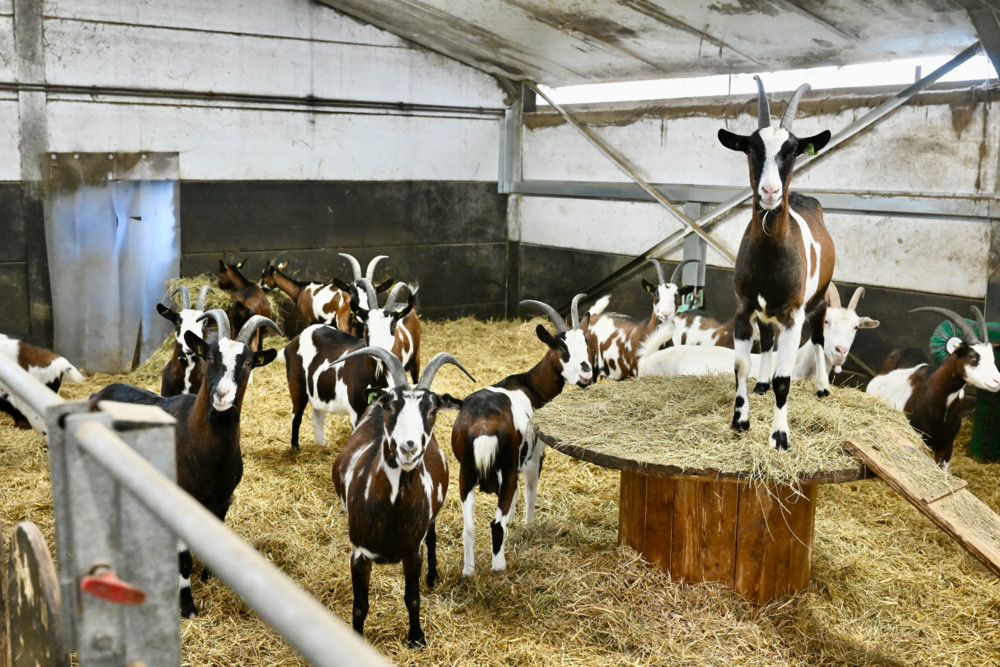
[845,428,1000,578]
[619,472,816,604]
[7,522,68,667]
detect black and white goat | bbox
[867,306,1000,470]
[718,76,833,451]
[332,346,472,647]
[156,285,214,397]
[89,309,280,616]
[583,260,696,380]
[0,331,84,433]
[342,279,422,384]
[218,259,273,349]
[333,253,394,336]
[451,297,593,576]
[283,281,419,448]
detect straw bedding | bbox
[2,315,1000,666]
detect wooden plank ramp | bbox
[844,428,1000,578]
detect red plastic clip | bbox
[80,565,147,605]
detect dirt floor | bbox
[2,317,1000,666]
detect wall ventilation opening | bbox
[43,153,180,374]
[538,54,998,106]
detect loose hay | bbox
[1,318,1000,666]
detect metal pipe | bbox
[72,420,393,667]
[525,81,737,265]
[564,42,983,310]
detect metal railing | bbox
[0,354,392,667]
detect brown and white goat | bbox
[89,309,280,616]
[718,76,833,451]
[867,306,1000,470]
[332,346,472,647]
[341,279,422,384]
[156,285,214,397]
[218,259,272,349]
[332,253,394,336]
[584,260,695,380]
[451,297,593,576]
[0,331,84,433]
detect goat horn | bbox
[910,306,981,345]
[417,352,475,390]
[570,293,585,330]
[521,299,567,334]
[365,255,389,282]
[847,287,865,312]
[826,282,841,309]
[973,306,989,344]
[171,286,191,310]
[670,259,699,286]
[196,285,214,311]
[197,309,231,340]
[780,83,811,132]
[236,315,282,347]
[647,258,666,284]
[356,278,379,312]
[754,75,770,130]
[383,282,409,313]
[338,253,363,281]
[335,346,408,388]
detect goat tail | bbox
[56,358,85,383]
[588,294,611,317]
[470,429,506,479]
[637,320,676,360]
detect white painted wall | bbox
[520,90,999,298]
[0,0,505,181]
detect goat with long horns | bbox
[717,76,834,451]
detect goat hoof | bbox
[731,419,750,433]
[770,431,789,451]
[426,570,438,588]
[180,594,197,619]
[200,567,214,583]
[753,382,770,395]
[408,632,427,649]
[816,389,830,398]
[461,567,474,578]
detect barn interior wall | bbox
[518,86,999,368]
[0,0,509,344]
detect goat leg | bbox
[350,552,372,636]
[403,550,426,648]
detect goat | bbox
[0,331,84,433]
[639,283,879,379]
[342,279,422,384]
[451,296,593,576]
[332,253,394,336]
[867,306,1000,470]
[672,311,732,347]
[583,259,696,380]
[218,259,273,349]
[718,76,833,451]
[156,285,214,397]
[88,310,280,616]
[332,346,472,647]
[283,280,418,448]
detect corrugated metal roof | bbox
[318,0,984,87]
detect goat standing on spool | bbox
[89,309,281,616]
[218,259,273,349]
[156,285,214,397]
[867,306,1000,470]
[451,296,593,576]
[584,259,696,380]
[332,346,473,647]
[718,76,833,451]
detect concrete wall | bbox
[0,0,508,344]
[516,85,1000,369]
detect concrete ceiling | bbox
[317,0,999,87]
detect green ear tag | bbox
[804,143,817,156]
[366,384,378,405]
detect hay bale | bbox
[532,374,925,485]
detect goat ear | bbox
[333,278,352,292]
[796,130,831,156]
[678,285,695,296]
[536,324,558,348]
[393,303,414,322]
[253,348,278,368]
[218,260,227,271]
[718,128,750,153]
[435,393,463,412]
[374,278,394,294]
[858,317,880,329]
[277,260,288,271]
[641,278,655,294]
[156,303,178,324]
[237,258,246,269]
[183,331,210,359]
[946,336,963,355]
